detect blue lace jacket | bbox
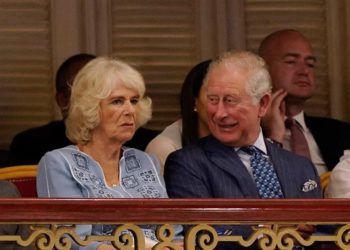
[37,145,168,249]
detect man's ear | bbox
[56,91,70,119]
[56,91,68,109]
[258,93,271,118]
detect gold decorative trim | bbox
[0,223,349,249]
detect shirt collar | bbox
[288,111,307,131]
[235,129,267,154]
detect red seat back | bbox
[0,165,37,197]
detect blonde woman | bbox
[37,57,174,250]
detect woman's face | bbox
[93,84,139,144]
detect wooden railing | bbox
[0,198,349,249]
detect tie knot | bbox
[241,146,259,155]
[285,117,296,129]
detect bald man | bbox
[259,29,350,174]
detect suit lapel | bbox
[202,136,259,197]
[304,114,328,159]
[265,141,294,197]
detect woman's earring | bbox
[193,107,197,112]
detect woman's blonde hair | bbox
[66,57,152,144]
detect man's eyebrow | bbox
[283,53,299,59]
[283,53,316,62]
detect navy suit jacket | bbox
[165,135,322,199]
[305,115,350,171]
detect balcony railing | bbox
[0,198,349,249]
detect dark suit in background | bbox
[0,150,13,167]
[10,121,159,165]
[10,120,69,165]
[306,115,350,170]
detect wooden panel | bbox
[0,198,349,223]
[111,0,199,130]
[0,0,53,149]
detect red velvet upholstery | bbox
[8,177,37,197]
[0,165,37,197]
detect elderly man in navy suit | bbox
[164,51,322,249]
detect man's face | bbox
[205,65,269,147]
[264,35,316,102]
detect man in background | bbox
[10,53,95,165]
[259,29,350,174]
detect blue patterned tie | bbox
[243,146,284,198]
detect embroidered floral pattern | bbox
[137,185,161,198]
[122,175,139,189]
[125,152,141,173]
[139,170,156,183]
[74,154,89,171]
[72,153,114,198]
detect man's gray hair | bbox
[203,50,272,104]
